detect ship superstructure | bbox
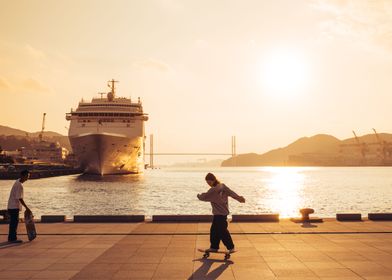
[66,80,148,175]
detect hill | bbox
[0,125,29,137]
[222,133,392,166]
[0,125,63,137]
[0,125,70,151]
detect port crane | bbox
[352,130,367,162]
[38,113,46,142]
[372,128,388,162]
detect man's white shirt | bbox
[7,179,24,210]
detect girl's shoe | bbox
[9,239,23,243]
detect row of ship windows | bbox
[79,104,140,108]
[73,113,141,117]
[78,119,135,123]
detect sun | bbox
[260,49,310,95]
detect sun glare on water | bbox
[260,49,310,95]
[264,167,305,218]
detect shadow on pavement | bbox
[188,258,233,280]
[301,222,318,228]
[0,241,25,249]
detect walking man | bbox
[7,170,32,243]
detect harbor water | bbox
[1,167,392,218]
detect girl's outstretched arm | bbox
[223,184,246,203]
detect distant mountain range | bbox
[0,125,64,137]
[222,133,392,166]
[0,125,71,151]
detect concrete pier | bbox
[2,219,392,279]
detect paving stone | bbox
[0,270,40,279]
[31,270,78,279]
[112,269,155,279]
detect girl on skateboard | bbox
[197,173,245,254]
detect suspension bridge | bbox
[145,135,237,168]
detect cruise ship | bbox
[66,80,148,175]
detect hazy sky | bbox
[1,0,392,157]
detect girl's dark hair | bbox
[205,173,220,186]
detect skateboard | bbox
[24,211,37,241]
[197,248,236,260]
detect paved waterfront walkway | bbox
[1,220,392,279]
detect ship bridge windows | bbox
[77,119,133,123]
[73,112,143,117]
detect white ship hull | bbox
[66,80,148,175]
[70,133,144,175]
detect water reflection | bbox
[263,167,305,217]
[74,173,144,183]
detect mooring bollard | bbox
[300,208,314,221]
[291,208,323,223]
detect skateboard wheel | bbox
[224,254,230,260]
[203,253,209,258]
